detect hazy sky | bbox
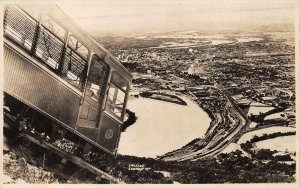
[52,0,296,36]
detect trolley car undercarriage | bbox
[4,93,123,183]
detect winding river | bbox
[118,95,211,158]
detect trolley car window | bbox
[111,73,128,91]
[106,72,127,119]
[62,35,90,91]
[68,35,89,60]
[41,14,66,40]
[86,56,108,100]
[35,26,64,70]
[34,15,66,70]
[4,6,37,52]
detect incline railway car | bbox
[3,4,132,155]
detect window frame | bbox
[60,32,93,92]
[105,71,129,121]
[40,13,67,42]
[85,54,110,103]
[67,34,89,61]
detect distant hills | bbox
[92,23,294,50]
[258,23,294,32]
[93,36,161,49]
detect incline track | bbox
[3,118,123,184]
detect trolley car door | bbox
[76,55,108,141]
[96,72,129,154]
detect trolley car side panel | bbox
[4,45,81,127]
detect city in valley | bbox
[96,27,296,183]
[3,1,297,185]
